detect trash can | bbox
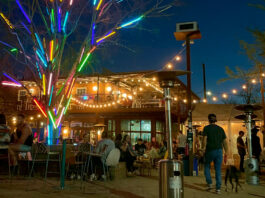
[244,158,259,185]
[159,159,184,198]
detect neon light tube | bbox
[56,107,65,127]
[51,9,55,25]
[120,15,143,28]
[67,78,75,98]
[2,81,22,87]
[36,62,42,79]
[78,53,91,72]
[63,11,69,33]
[48,110,57,129]
[43,74,46,95]
[16,0,31,23]
[49,86,54,106]
[33,98,47,118]
[58,8,61,32]
[0,13,14,29]
[21,22,30,34]
[56,83,65,96]
[10,48,18,52]
[96,31,116,44]
[70,0,73,6]
[3,73,22,86]
[36,49,47,67]
[47,73,53,95]
[96,0,103,10]
[0,40,13,48]
[79,47,85,63]
[50,40,54,61]
[34,33,45,55]
[93,0,98,6]
[58,94,65,112]
[91,23,95,45]
[64,95,72,115]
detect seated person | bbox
[8,114,33,166]
[0,114,10,145]
[158,141,167,158]
[90,131,115,180]
[120,135,137,175]
[135,138,146,156]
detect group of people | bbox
[201,113,264,194]
[236,121,262,172]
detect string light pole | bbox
[259,64,265,147]
[174,21,201,176]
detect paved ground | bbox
[0,171,265,198]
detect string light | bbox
[232,89,237,94]
[166,63,173,69]
[242,84,247,90]
[93,86,98,91]
[106,86,112,92]
[212,96,217,101]
[175,56,181,61]
[222,93,228,99]
[262,73,265,77]
[251,79,256,84]
[206,91,212,96]
[202,99,207,103]
[193,100,197,104]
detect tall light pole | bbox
[174,22,201,176]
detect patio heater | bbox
[149,70,188,198]
[235,104,262,185]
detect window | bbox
[141,120,151,132]
[18,90,27,101]
[121,120,130,131]
[76,88,86,96]
[108,120,116,131]
[156,121,164,132]
[130,120,140,131]
[121,119,151,144]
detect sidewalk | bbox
[0,172,264,198]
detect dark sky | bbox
[104,0,264,99]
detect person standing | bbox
[237,131,246,172]
[202,114,228,194]
[8,114,33,166]
[251,127,262,163]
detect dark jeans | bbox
[204,149,223,190]
[124,151,136,172]
[239,153,245,172]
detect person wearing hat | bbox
[201,114,228,194]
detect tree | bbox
[0,0,177,145]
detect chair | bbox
[29,143,61,180]
[105,148,120,180]
[67,143,91,180]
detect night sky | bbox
[103,0,265,99]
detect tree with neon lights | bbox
[0,0,176,145]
